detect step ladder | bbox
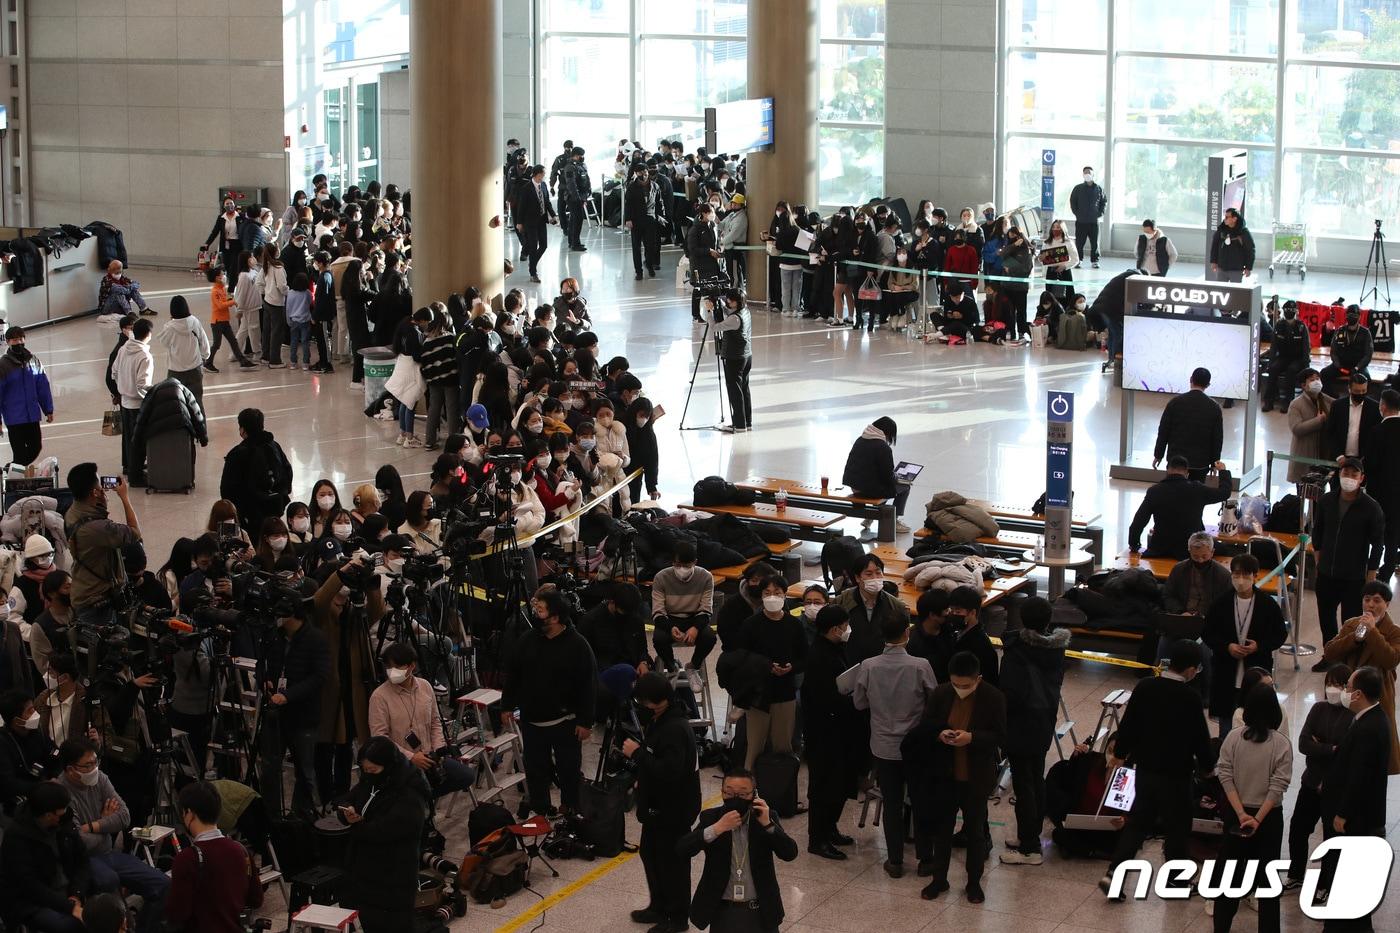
[1053,695,1079,761]
[1089,689,1131,751]
[290,904,362,933]
[207,657,262,780]
[676,667,717,744]
[454,688,526,806]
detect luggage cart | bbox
[1268,222,1309,282]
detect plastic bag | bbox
[1237,493,1270,535]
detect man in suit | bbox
[905,650,1006,904]
[1103,640,1215,897]
[678,770,798,933]
[1320,665,1391,932]
[1128,456,1234,559]
[1364,389,1400,581]
[624,163,665,281]
[514,164,557,284]
[623,673,700,933]
[1153,367,1224,479]
[1326,371,1382,462]
[562,147,593,252]
[686,203,724,323]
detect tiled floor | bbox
[16,222,1399,932]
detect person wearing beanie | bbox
[0,325,54,466]
[158,295,212,408]
[5,535,57,652]
[802,605,862,859]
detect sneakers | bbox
[999,850,1042,865]
[139,306,157,316]
[402,435,425,448]
[895,520,911,534]
[202,362,220,374]
[238,360,259,370]
[395,434,406,446]
[826,318,844,327]
[1098,874,1125,901]
[267,362,287,369]
[685,668,703,693]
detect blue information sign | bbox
[1046,392,1073,510]
[1041,149,1056,211]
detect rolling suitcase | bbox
[144,430,196,494]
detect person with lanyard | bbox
[1202,554,1287,737]
[165,781,263,933]
[679,769,798,933]
[367,642,475,798]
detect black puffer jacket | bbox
[842,433,896,499]
[0,807,92,923]
[84,221,128,266]
[1210,222,1256,272]
[998,627,1071,754]
[132,378,208,465]
[338,750,431,913]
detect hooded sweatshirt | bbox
[0,344,54,427]
[159,298,212,371]
[112,337,154,410]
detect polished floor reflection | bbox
[15,222,1399,932]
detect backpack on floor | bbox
[753,751,800,818]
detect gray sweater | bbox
[62,771,130,854]
[1217,726,1293,810]
[651,566,715,620]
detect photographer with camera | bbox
[256,589,330,819]
[177,535,238,615]
[312,556,385,801]
[0,688,57,814]
[368,642,475,798]
[64,465,142,628]
[711,288,753,434]
[650,541,716,682]
[165,781,264,933]
[57,738,169,933]
[623,671,700,933]
[502,588,597,817]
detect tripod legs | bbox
[1361,229,1391,307]
[678,317,728,431]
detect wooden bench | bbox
[968,500,1105,567]
[681,500,846,544]
[709,540,801,585]
[1110,552,1286,596]
[786,573,1032,613]
[738,476,897,542]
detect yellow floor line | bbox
[494,793,723,932]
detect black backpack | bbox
[820,535,866,586]
[467,802,514,847]
[692,475,755,507]
[1265,494,1302,533]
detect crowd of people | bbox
[0,135,1396,933]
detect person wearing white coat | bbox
[158,296,212,408]
[591,399,632,514]
[232,251,264,360]
[1038,219,1079,302]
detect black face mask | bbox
[722,797,752,816]
[1352,393,1368,405]
[363,770,386,787]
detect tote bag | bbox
[857,273,882,302]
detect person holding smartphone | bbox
[63,464,142,628]
[678,770,797,933]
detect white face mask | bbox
[596,415,613,428]
[579,438,597,452]
[268,536,288,553]
[839,626,851,643]
[1325,685,1344,706]
[386,557,405,574]
[386,667,410,685]
[1074,300,1087,311]
[1083,172,1094,182]
[762,595,786,613]
[1305,380,1323,397]
[1339,688,1356,708]
[333,523,353,541]
[861,578,883,594]
[636,417,650,428]
[42,672,58,691]
[31,555,52,570]
[802,604,822,620]
[953,684,976,699]
[23,711,40,731]
[527,422,543,434]
[317,495,336,510]
[78,768,100,787]
[1340,477,1361,493]
[536,455,551,471]
[674,565,695,582]
[508,471,523,486]
[291,517,310,534]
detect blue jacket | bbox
[0,348,53,427]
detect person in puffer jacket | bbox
[923,491,999,543]
[112,317,155,481]
[0,326,55,466]
[158,296,212,409]
[842,417,911,540]
[591,397,631,514]
[131,377,208,479]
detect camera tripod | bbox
[1361,219,1391,308]
[679,275,732,433]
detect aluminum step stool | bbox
[456,688,526,804]
[1053,695,1079,761]
[680,666,717,744]
[1090,689,1130,751]
[290,904,362,933]
[857,783,883,828]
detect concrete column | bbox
[745,0,819,305]
[411,0,504,304]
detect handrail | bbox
[469,468,643,559]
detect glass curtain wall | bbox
[1002,0,1400,243]
[539,0,748,184]
[818,0,887,205]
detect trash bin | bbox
[360,347,396,409]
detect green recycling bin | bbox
[360,347,397,409]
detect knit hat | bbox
[466,404,490,431]
[23,534,54,560]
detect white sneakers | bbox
[999,850,1042,865]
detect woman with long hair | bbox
[308,479,343,539]
[257,243,288,368]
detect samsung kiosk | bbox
[1109,275,1262,488]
